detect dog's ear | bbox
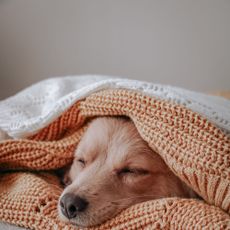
[55,164,72,187]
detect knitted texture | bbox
[0,89,229,229]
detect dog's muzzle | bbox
[60,193,89,219]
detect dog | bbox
[58,117,197,227]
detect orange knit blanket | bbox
[0,89,229,229]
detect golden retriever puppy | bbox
[58,117,196,227]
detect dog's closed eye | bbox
[117,167,149,176]
[76,158,86,167]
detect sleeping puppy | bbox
[58,117,197,227]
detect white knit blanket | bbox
[0,75,229,138]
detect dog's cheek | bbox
[124,175,153,194]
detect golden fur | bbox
[58,117,196,227]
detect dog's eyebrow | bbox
[75,147,101,164]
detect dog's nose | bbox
[60,193,88,219]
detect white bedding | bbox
[0,75,229,138]
[0,222,26,230]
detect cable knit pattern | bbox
[0,88,229,229]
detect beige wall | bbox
[0,0,230,99]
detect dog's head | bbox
[58,117,191,227]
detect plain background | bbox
[0,0,230,100]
